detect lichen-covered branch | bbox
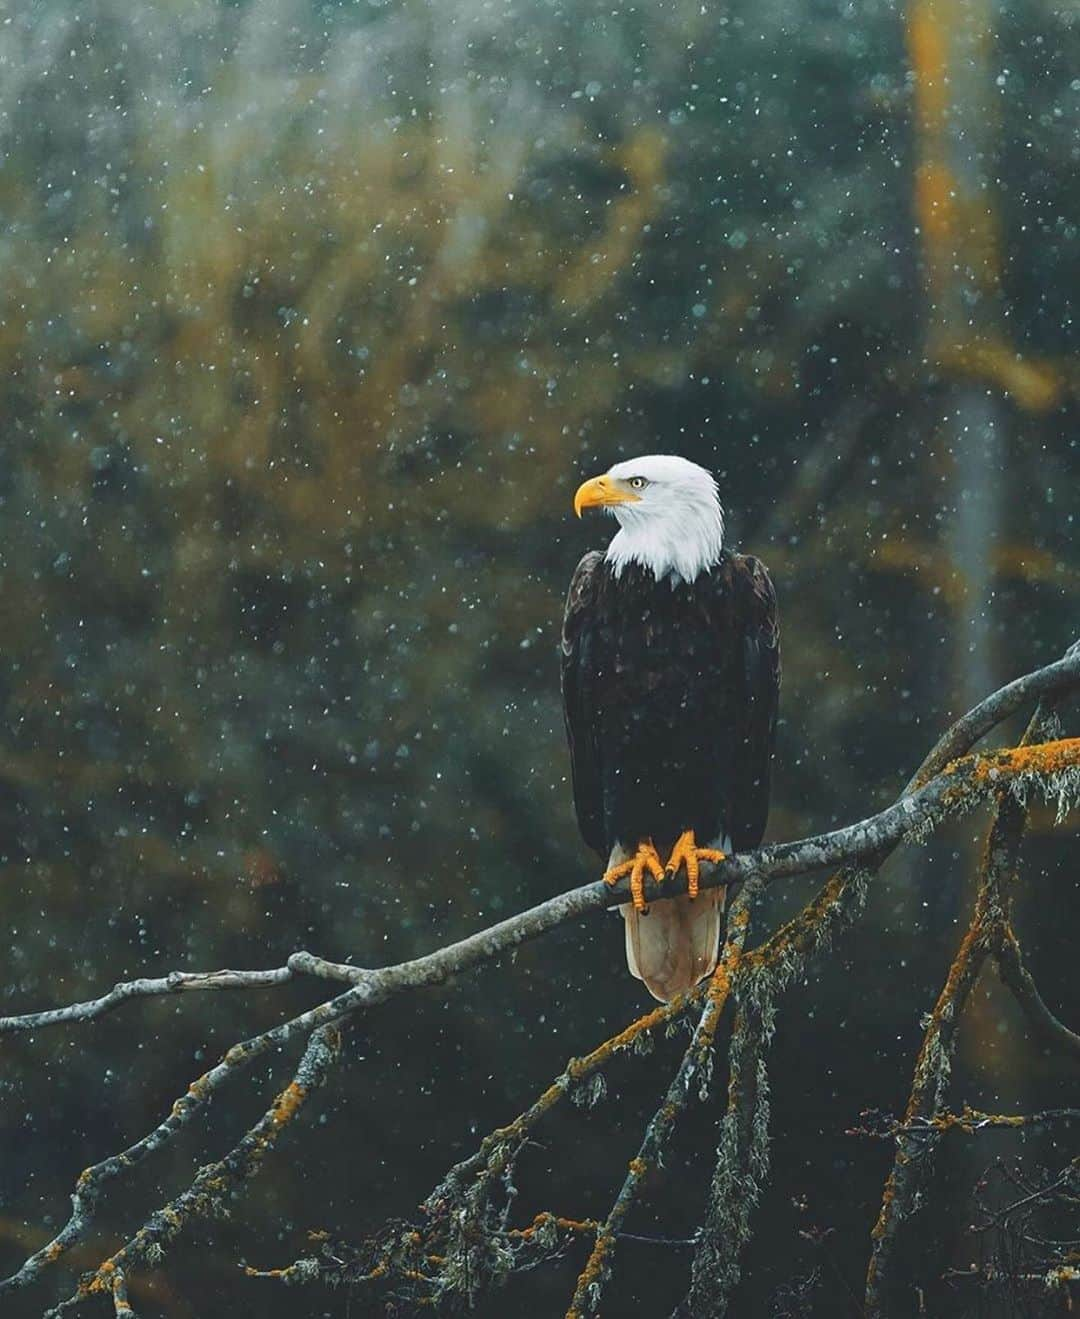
[864,865,1000,1311]
[864,697,1064,1318]
[6,732,1078,1055]
[0,983,367,1295]
[6,650,1078,1052]
[45,1024,341,1318]
[912,1105,1080,1134]
[679,658,1078,1314]
[687,996,774,1318]
[109,1267,133,1319]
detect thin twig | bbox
[859,1106,1080,1137]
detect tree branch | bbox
[0,968,295,1036]
[563,879,762,1319]
[916,1106,1080,1134]
[864,696,1071,1317]
[1,645,1077,1314]
[910,642,1080,791]
[423,988,701,1219]
[45,1025,341,1318]
[994,924,1080,1063]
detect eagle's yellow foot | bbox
[665,830,727,899]
[603,840,665,912]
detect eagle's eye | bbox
[628,476,647,490]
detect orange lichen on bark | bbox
[507,997,684,1130]
[426,993,692,1216]
[269,1082,308,1128]
[565,1160,654,1315]
[79,1258,116,1296]
[865,738,1044,1313]
[564,1233,614,1315]
[706,960,734,1008]
[930,1105,1025,1131]
[696,933,746,1055]
[933,739,1080,809]
[509,1214,598,1242]
[578,997,676,1061]
[743,872,847,976]
[869,880,994,1262]
[969,738,1080,783]
[180,1073,211,1108]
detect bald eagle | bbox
[561,455,780,1002]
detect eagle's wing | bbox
[560,550,606,856]
[726,553,781,851]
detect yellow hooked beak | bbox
[573,474,642,518]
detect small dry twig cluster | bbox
[1,643,1078,1317]
[942,1154,1080,1309]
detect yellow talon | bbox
[603,840,665,912]
[665,830,727,899]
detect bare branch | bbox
[0,967,294,1036]
[994,924,1080,1062]
[910,642,1080,791]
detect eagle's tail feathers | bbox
[622,887,724,1004]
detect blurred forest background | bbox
[0,0,1077,1314]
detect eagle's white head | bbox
[573,453,724,584]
